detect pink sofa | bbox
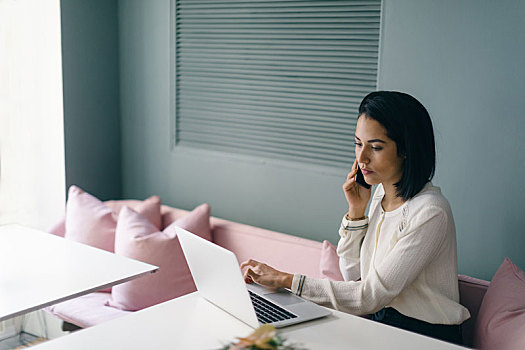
[46,201,489,347]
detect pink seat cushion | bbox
[474,258,525,349]
[458,275,490,347]
[107,203,211,311]
[64,185,161,253]
[45,292,130,328]
[320,240,344,281]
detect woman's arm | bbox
[292,205,450,315]
[337,159,372,281]
[239,216,369,290]
[337,215,368,281]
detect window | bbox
[0,0,66,339]
[0,0,66,231]
[171,0,381,167]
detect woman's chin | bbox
[363,176,379,186]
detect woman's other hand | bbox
[343,159,372,219]
[240,259,293,289]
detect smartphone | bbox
[355,164,371,189]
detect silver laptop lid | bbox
[176,227,259,328]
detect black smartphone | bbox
[355,164,371,189]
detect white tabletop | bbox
[32,292,467,350]
[0,224,158,322]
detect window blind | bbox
[172,0,381,167]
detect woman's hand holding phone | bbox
[342,159,372,219]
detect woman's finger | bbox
[240,259,258,270]
[245,268,261,284]
[346,164,359,181]
[343,173,357,190]
[243,267,254,283]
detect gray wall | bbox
[118,0,348,242]
[378,0,525,279]
[116,0,525,280]
[61,0,122,200]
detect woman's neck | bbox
[381,183,405,212]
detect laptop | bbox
[176,227,331,328]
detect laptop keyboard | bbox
[248,290,298,324]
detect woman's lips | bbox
[361,169,374,175]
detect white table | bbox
[31,292,467,350]
[0,224,158,322]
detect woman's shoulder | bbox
[403,183,456,241]
[407,182,452,216]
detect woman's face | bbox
[354,115,404,187]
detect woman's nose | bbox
[357,149,369,165]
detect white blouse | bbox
[291,182,470,325]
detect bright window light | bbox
[0,0,66,231]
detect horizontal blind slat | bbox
[179,18,379,24]
[179,59,377,74]
[179,89,362,109]
[180,118,354,145]
[179,48,378,58]
[179,82,368,100]
[179,140,350,167]
[180,110,356,133]
[180,23,380,30]
[179,72,377,88]
[180,85,365,103]
[180,2,380,10]
[180,52,378,65]
[179,99,360,123]
[180,76,374,94]
[180,107,358,129]
[179,67,376,82]
[179,96,357,115]
[180,38,379,47]
[179,131,352,159]
[180,1,379,6]
[180,31,379,38]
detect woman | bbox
[241,91,470,345]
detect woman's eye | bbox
[354,142,362,147]
[371,146,383,151]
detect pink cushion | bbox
[64,185,161,253]
[45,292,129,328]
[48,219,66,238]
[64,186,161,293]
[474,258,525,350]
[161,206,192,228]
[320,240,344,281]
[107,203,211,311]
[47,200,165,238]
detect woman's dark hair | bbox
[358,91,435,200]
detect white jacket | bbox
[291,182,470,325]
